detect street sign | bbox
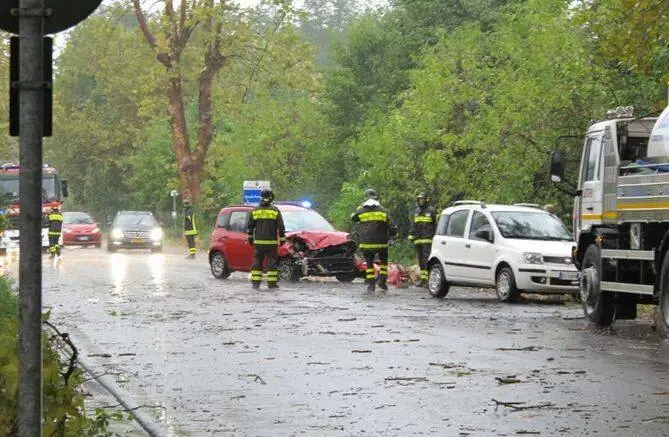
[9,36,52,136]
[0,0,103,34]
[243,180,270,205]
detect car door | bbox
[440,208,472,282]
[465,211,497,285]
[223,209,254,270]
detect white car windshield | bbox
[491,211,572,241]
[281,210,335,232]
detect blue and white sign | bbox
[243,180,271,205]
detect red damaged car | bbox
[208,202,364,282]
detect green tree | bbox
[348,0,644,225]
[48,5,163,220]
[575,0,669,85]
[131,0,302,202]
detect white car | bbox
[2,228,62,251]
[427,201,579,301]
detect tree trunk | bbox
[166,69,202,202]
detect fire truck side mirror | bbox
[61,180,69,198]
[549,151,565,183]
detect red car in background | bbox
[208,202,364,282]
[62,212,102,247]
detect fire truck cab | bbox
[0,163,68,251]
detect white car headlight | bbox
[150,228,163,241]
[111,229,124,240]
[523,252,544,264]
[92,227,100,234]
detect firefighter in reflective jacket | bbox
[351,189,397,292]
[47,205,63,258]
[408,192,436,287]
[183,199,198,259]
[246,188,286,290]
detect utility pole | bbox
[1,1,103,434]
[16,1,44,435]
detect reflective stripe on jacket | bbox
[408,205,436,244]
[350,203,397,249]
[184,206,198,235]
[246,203,286,245]
[48,212,63,236]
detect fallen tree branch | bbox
[384,377,428,382]
[495,376,521,384]
[495,346,541,351]
[492,398,555,411]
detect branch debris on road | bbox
[492,398,555,411]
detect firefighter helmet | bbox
[50,204,60,212]
[183,199,192,207]
[416,192,427,200]
[364,188,379,200]
[261,188,274,202]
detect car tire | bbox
[210,251,231,279]
[95,243,101,249]
[151,247,162,253]
[495,266,520,302]
[580,244,615,326]
[107,245,117,253]
[335,272,358,283]
[278,257,301,283]
[427,263,450,298]
[655,252,669,337]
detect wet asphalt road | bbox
[5,246,669,436]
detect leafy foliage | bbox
[0,277,116,436]
[574,0,669,83]
[13,0,665,263]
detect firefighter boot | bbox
[185,254,196,260]
[378,278,388,292]
[365,279,375,293]
[267,283,279,290]
[252,282,261,290]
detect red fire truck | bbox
[0,163,68,251]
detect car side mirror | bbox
[61,180,69,198]
[475,228,493,243]
[549,151,565,183]
[107,221,113,227]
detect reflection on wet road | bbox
[12,246,669,436]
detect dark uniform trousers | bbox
[414,243,430,282]
[186,235,196,254]
[251,244,279,286]
[48,235,61,255]
[363,248,388,285]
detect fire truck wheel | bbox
[656,252,669,337]
[580,244,615,326]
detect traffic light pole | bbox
[17,0,44,435]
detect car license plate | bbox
[131,238,144,243]
[78,236,90,241]
[558,271,579,281]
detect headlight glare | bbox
[150,228,163,241]
[111,229,124,240]
[523,252,544,264]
